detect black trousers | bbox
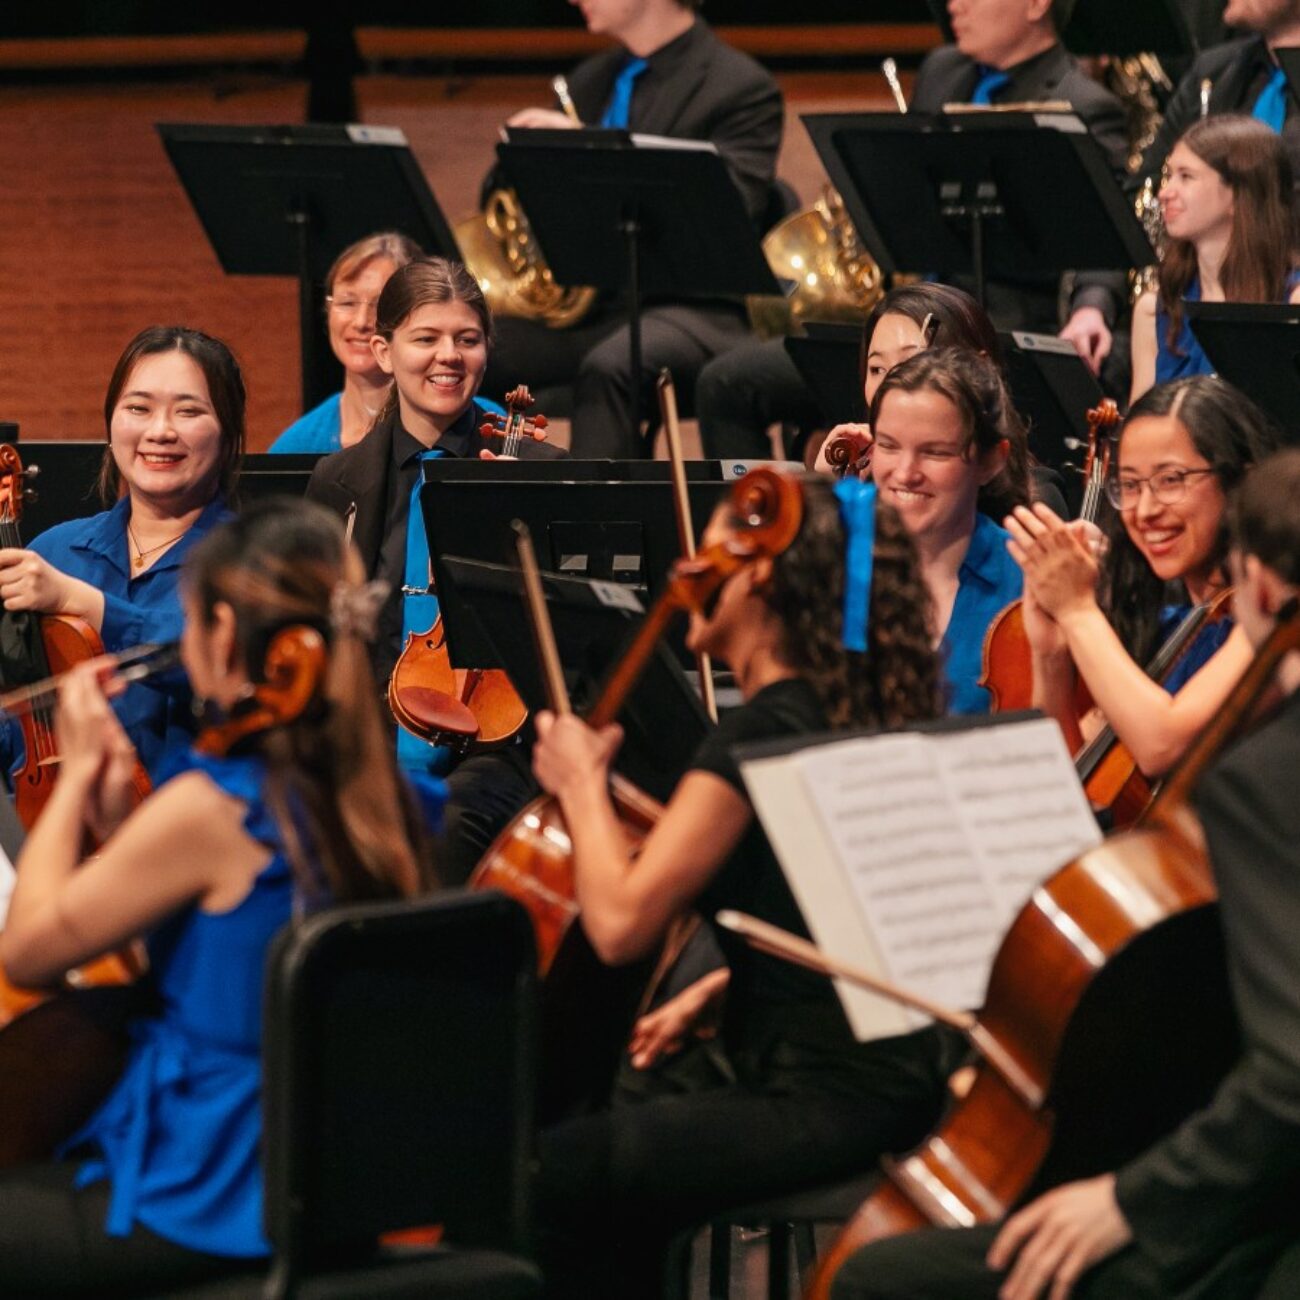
[0,1162,257,1298]
[482,304,752,459]
[695,336,827,461]
[535,1025,957,1299]
[828,1219,1299,1300]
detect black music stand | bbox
[803,111,1153,309]
[156,123,459,410]
[784,323,865,425]
[1000,331,1107,496]
[436,556,710,801]
[496,129,781,446]
[1185,303,1300,442]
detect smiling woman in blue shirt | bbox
[863,347,1030,715]
[0,325,242,779]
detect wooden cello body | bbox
[806,604,1300,1299]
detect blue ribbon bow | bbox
[834,479,877,652]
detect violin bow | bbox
[511,520,572,716]
[658,369,718,723]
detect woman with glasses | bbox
[1007,375,1277,779]
[1130,115,1300,406]
[268,231,421,454]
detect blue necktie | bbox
[600,56,649,128]
[970,66,1011,106]
[397,448,450,775]
[1253,66,1289,134]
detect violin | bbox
[978,398,1119,716]
[385,388,537,756]
[470,467,803,1118]
[797,599,1300,1300]
[0,446,152,1025]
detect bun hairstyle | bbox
[1104,375,1279,662]
[859,282,1002,391]
[184,498,431,904]
[765,474,943,729]
[867,347,1032,523]
[370,257,494,430]
[100,325,245,507]
[1159,115,1296,354]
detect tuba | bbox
[747,185,885,339]
[455,189,598,330]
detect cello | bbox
[0,445,150,1025]
[385,387,543,756]
[776,601,1300,1298]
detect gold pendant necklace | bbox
[128,522,190,571]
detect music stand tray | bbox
[156,122,459,409]
[1185,302,1300,443]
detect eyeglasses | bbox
[327,296,380,317]
[1105,467,1217,509]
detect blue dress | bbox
[63,751,292,1258]
[1156,272,1300,383]
[1158,603,1234,696]
[0,496,231,782]
[940,513,1025,716]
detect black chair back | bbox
[261,890,538,1280]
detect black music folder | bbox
[803,110,1153,309]
[496,129,780,443]
[157,123,459,409]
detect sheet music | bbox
[741,715,1100,1040]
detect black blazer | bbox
[305,407,564,578]
[911,43,1131,329]
[1115,687,1300,1292]
[484,18,783,226]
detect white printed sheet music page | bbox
[739,715,1101,1042]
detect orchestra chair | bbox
[157,890,542,1300]
[667,1171,880,1300]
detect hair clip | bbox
[330,579,390,643]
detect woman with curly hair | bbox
[1009,374,1277,778]
[1130,114,1300,405]
[528,473,962,1298]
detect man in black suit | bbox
[696,0,1130,462]
[828,448,1300,1299]
[1139,0,1300,188]
[480,0,783,458]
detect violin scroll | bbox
[480,384,549,455]
[822,429,873,478]
[195,626,328,756]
